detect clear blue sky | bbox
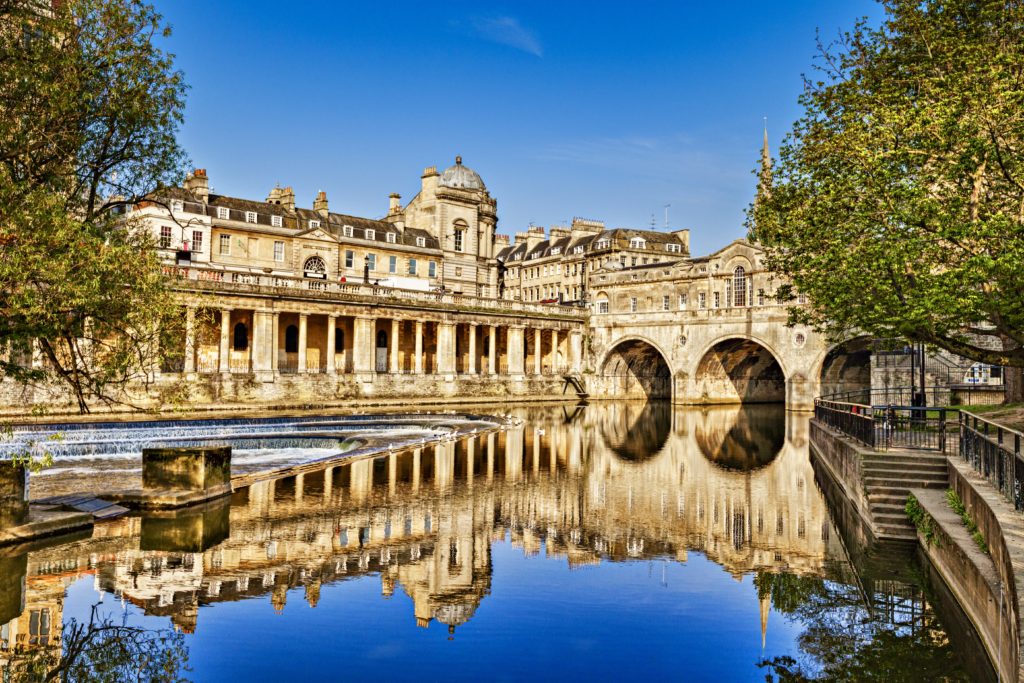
[160,1,879,257]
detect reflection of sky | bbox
[63,539,805,682]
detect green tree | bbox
[751,1,1024,401]
[0,0,188,413]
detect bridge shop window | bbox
[408,258,417,275]
[662,295,670,311]
[219,234,231,255]
[233,322,248,351]
[274,240,284,262]
[630,297,638,313]
[389,256,397,273]
[698,292,706,309]
[285,325,299,353]
[733,266,747,306]
[713,292,721,308]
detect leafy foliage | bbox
[905,494,940,547]
[751,1,1024,373]
[946,488,988,554]
[13,603,190,682]
[0,0,189,413]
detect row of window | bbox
[341,250,437,277]
[599,286,775,314]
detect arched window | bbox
[376,330,388,348]
[733,266,747,307]
[335,329,344,353]
[284,325,299,353]
[233,322,248,350]
[303,255,327,279]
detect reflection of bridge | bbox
[587,240,874,410]
[3,402,844,664]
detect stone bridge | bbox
[586,305,871,411]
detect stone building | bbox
[135,157,501,295]
[496,218,690,304]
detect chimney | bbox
[526,226,545,250]
[549,227,571,241]
[388,192,401,215]
[495,234,510,249]
[184,168,209,204]
[278,186,295,211]
[570,217,604,238]
[313,190,328,218]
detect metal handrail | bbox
[960,410,1024,510]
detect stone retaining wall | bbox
[945,458,1024,682]
[808,420,874,534]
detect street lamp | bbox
[363,253,370,285]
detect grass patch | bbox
[905,494,940,547]
[946,489,989,555]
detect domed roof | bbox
[439,156,486,191]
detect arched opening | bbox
[819,336,873,400]
[232,322,248,351]
[599,339,671,400]
[695,405,785,471]
[284,325,299,353]
[695,338,784,404]
[303,256,326,279]
[600,402,671,462]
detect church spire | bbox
[760,588,770,649]
[749,119,772,243]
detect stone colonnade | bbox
[178,304,583,380]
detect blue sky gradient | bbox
[161,1,879,256]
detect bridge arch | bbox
[692,335,787,404]
[598,336,672,400]
[813,335,874,400]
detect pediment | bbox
[295,228,337,242]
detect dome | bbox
[439,156,486,190]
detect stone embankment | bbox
[811,416,1024,682]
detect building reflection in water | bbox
[0,401,944,675]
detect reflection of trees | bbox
[18,604,189,683]
[694,405,785,471]
[755,571,971,682]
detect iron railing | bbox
[823,384,1004,408]
[814,398,950,452]
[960,411,1024,510]
[815,399,876,448]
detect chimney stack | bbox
[313,190,329,218]
[388,193,401,215]
[184,168,209,204]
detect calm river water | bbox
[0,402,993,681]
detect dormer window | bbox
[416,236,426,247]
[365,229,375,241]
[595,239,610,250]
[309,219,320,229]
[629,237,646,249]
[386,232,396,243]
[217,207,230,220]
[342,225,353,237]
[171,200,184,213]
[666,243,681,253]
[551,247,561,255]
[573,246,584,254]
[245,211,257,224]
[271,215,282,228]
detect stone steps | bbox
[861,454,950,541]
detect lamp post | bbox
[363,253,370,285]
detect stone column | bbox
[487,325,497,375]
[219,309,231,373]
[252,311,273,377]
[569,330,583,373]
[468,323,477,374]
[297,313,308,374]
[549,329,559,374]
[414,321,424,375]
[437,322,456,375]
[353,316,374,374]
[466,437,475,486]
[271,312,280,374]
[326,315,337,375]
[184,306,196,374]
[389,320,400,374]
[533,328,542,376]
[508,326,525,377]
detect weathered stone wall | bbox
[946,458,1024,682]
